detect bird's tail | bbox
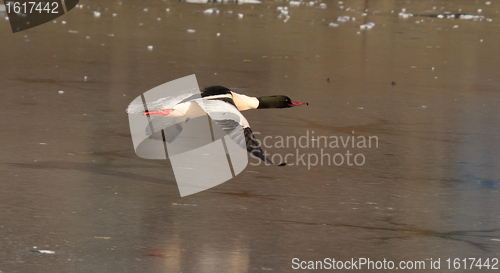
[126,99,147,114]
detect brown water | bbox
[1,0,500,272]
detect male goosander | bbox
[127,86,307,166]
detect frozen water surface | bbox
[337,15,350,22]
[328,22,339,27]
[0,0,500,272]
[359,22,375,29]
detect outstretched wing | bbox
[243,127,286,166]
[199,99,286,166]
[126,88,200,114]
[145,117,186,143]
[128,91,286,166]
[144,101,204,143]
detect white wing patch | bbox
[231,92,259,111]
[126,88,200,114]
[195,99,250,128]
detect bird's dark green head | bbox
[257,95,308,109]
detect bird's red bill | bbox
[291,100,308,106]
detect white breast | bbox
[231,92,259,111]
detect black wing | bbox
[202,96,286,167]
[243,127,287,166]
[211,117,286,166]
[200,86,232,97]
[177,86,233,105]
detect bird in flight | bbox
[127,86,307,166]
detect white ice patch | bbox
[39,250,55,254]
[337,16,350,22]
[459,14,485,20]
[203,8,219,14]
[360,22,375,29]
[186,0,209,3]
[399,12,413,19]
[238,0,262,4]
